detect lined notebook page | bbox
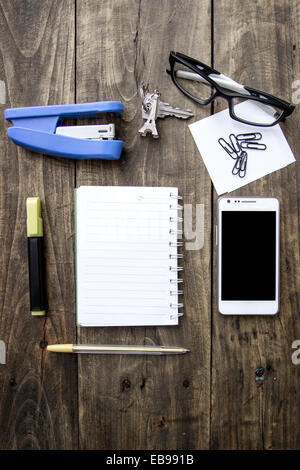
[76,186,183,327]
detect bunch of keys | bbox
[138,88,193,138]
[218,132,267,178]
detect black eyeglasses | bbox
[167,51,295,127]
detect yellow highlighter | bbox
[26,197,47,316]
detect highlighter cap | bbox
[27,197,43,237]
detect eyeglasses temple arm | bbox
[175,70,250,94]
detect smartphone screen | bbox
[221,211,276,301]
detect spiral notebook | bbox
[75,186,183,326]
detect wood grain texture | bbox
[0,0,78,449]
[76,0,212,450]
[211,0,300,450]
[0,0,299,451]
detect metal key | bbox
[139,88,193,138]
[157,100,194,119]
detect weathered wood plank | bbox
[76,0,212,450]
[0,0,78,449]
[2,0,298,451]
[212,0,300,449]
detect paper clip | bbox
[232,151,247,178]
[218,137,238,159]
[229,134,241,154]
[236,132,262,141]
[240,141,267,150]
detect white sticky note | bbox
[189,101,296,195]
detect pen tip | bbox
[47,344,74,353]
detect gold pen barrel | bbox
[47,344,189,355]
[72,345,189,355]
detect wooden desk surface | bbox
[0,0,299,450]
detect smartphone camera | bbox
[227,200,231,203]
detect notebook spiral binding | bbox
[170,193,183,200]
[170,229,183,235]
[170,312,184,319]
[169,241,183,247]
[169,191,183,320]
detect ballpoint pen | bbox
[47,344,190,355]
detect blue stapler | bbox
[5,101,124,160]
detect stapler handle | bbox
[5,101,124,120]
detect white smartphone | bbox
[217,197,280,315]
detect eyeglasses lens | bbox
[173,61,214,101]
[232,97,283,125]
